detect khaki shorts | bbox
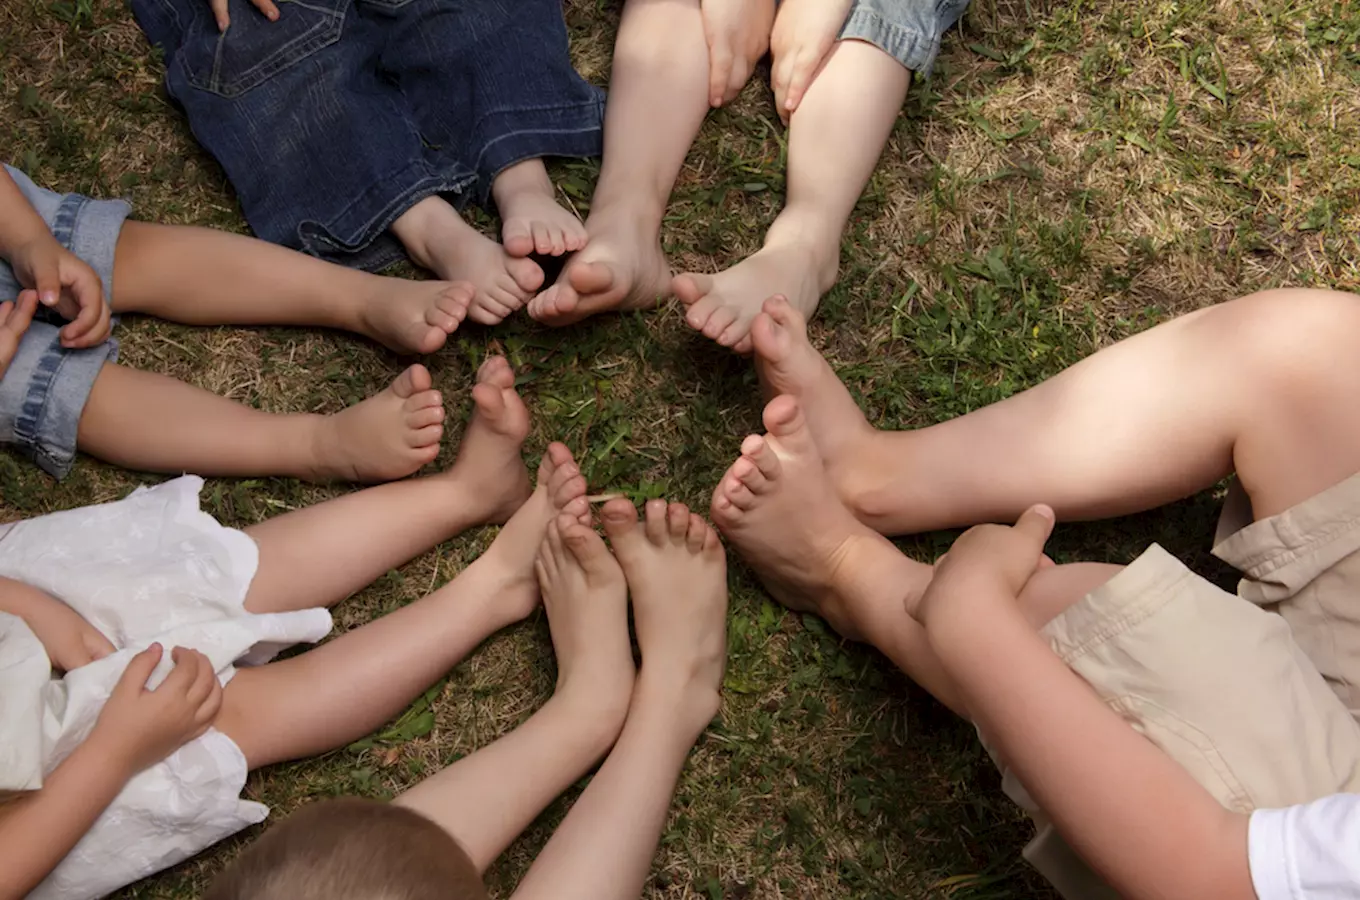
[998,473,1360,900]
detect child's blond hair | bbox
[204,797,487,900]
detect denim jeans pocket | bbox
[177,0,348,98]
[356,0,419,11]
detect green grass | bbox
[3,0,1359,896]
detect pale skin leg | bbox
[111,221,471,355]
[751,288,1360,534]
[492,158,588,260]
[390,196,546,326]
[676,40,910,352]
[216,442,591,769]
[75,362,446,483]
[526,0,712,327]
[716,289,1360,707]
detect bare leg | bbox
[390,196,545,326]
[711,394,1121,713]
[492,158,588,259]
[111,221,471,355]
[526,0,711,327]
[676,40,909,352]
[216,443,592,768]
[242,356,535,614]
[752,289,1360,534]
[76,362,446,483]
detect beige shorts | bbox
[999,473,1360,900]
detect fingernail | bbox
[40,291,56,306]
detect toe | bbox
[546,225,566,257]
[561,518,615,574]
[733,333,754,355]
[739,434,783,481]
[408,424,444,452]
[717,313,754,348]
[425,305,462,336]
[531,222,552,256]
[761,396,816,457]
[545,516,567,561]
[683,293,723,332]
[568,260,615,296]
[701,306,739,342]
[731,456,771,494]
[554,474,588,510]
[666,502,690,544]
[723,478,757,511]
[601,498,645,551]
[564,220,587,252]
[405,404,445,430]
[391,364,431,399]
[476,355,515,389]
[643,498,668,545]
[506,255,545,293]
[503,220,534,258]
[685,513,708,552]
[470,381,507,422]
[562,494,591,525]
[673,272,713,308]
[764,294,805,331]
[406,388,444,411]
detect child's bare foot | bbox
[536,513,635,728]
[601,498,727,727]
[442,355,535,524]
[492,159,588,259]
[675,227,835,353]
[392,196,544,325]
[709,395,931,642]
[358,279,473,355]
[750,295,887,519]
[309,364,445,482]
[472,443,592,624]
[526,209,670,326]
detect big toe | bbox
[391,364,432,399]
[503,220,535,258]
[476,354,515,390]
[751,308,793,364]
[560,517,616,575]
[601,498,647,555]
[507,255,545,293]
[673,272,713,307]
[568,260,616,297]
[762,395,816,457]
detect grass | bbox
[3,0,1359,896]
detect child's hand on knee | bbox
[700,0,776,108]
[0,291,38,379]
[910,504,1056,626]
[88,644,224,777]
[207,0,280,32]
[7,233,110,349]
[769,0,854,122]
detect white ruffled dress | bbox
[0,476,332,900]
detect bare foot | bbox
[750,295,885,517]
[526,210,670,326]
[601,498,727,725]
[471,442,592,624]
[310,364,446,483]
[536,512,635,727]
[492,159,588,258]
[358,279,473,354]
[393,196,544,325]
[675,234,834,354]
[709,395,931,641]
[441,355,535,524]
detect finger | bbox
[199,677,224,724]
[186,651,219,706]
[160,646,201,693]
[60,268,108,346]
[1,291,39,336]
[1013,504,1056,550]
[35,264,61,311]
[771,52,795,121]
[785,52,817,115]
[251,0,280,21]
[211,0,230,29]
[709,45,734,107]
[114,643,164,697]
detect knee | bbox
[1205,289,1360,391]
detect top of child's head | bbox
[203,797,488,900]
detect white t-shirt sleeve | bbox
[1249,793,1360,900]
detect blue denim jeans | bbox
[131,0,606,271]
[841,0,970,74]
[0,167,126,479]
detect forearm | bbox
[510,681,707,900]
[0,738,131,900]
[0,167,53,260]
[393,691,623,873]
[0,575,52,619]
[928,600,1255,900]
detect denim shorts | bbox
[131,0,606,272]
[0,166,127,479]
[841,0,970,74]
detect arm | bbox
[0,735,136,900]
[0,576,115,672]
[508,678,710,900]
[392,691,624,873]
[0,166,56,261]
[916,508,1256,900]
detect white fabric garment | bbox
[0,476,332,900]
[1249,793,1360,899]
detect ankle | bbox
[586,187,665,233]
[491,159,554,208]
[764,213,841,289]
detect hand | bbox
[7,235,111,348]
[769,0,853,122]
[89,644,224,776]
[209,0,280,31]
[910,505,1056,625]
[0,291,38,379]
[17,586,116,672]
[700,0,775,108]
